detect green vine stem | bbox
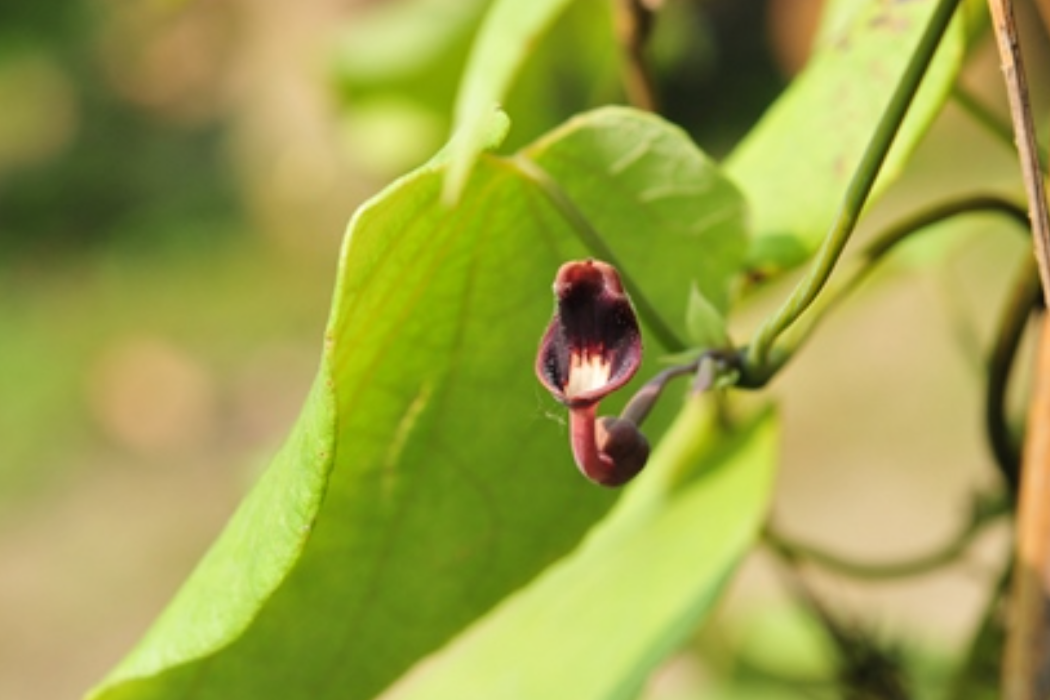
[740,0,962,386]
[764,493,1010,581]
[767,194,1032,493]
[952,84,1049,165]
[948,562,1012,699]
[952,84,1016,148]
[769,540,912,696]
[987,256,1042,495]
[740,195,1029,386]
[506,154,687,352]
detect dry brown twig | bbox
[987,0,1050,697]
[613,0,661,111]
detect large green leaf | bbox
[384,402,778,700]
[86,106,747,700]
[524,109,748,319]
[724,0,974,270]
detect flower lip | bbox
[535,259,643,408]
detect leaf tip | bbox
[441,106,512,205]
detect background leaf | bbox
[382,402,779,700]
[87,107,748,700]
[724,0,973,271]
[331,0,491,175]
[332,0,617,180]
[444,0,577,200]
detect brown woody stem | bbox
[613,0,660,111]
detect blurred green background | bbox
[1,0,1047,697]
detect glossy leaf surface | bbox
[384,403,778,700]
[87,107,747,700]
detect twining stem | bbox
[765,494,1009,581]
[507,154,686,352]
[755,194,1035,491]
[949,563,1012,699]
[987,257,1042,495]
[952,84,1017,149]
[952,84,1049,166]
[770,541,910,697]
[741,195,1029,385]
[862,196,1028,260]
[741,0,962,386]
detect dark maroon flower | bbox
[535,259,643,408]
[535,259,648,487]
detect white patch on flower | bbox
[565,352,611,399]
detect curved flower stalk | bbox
[535,259,649,486]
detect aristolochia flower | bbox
[535,259,643,408]
[535,259,648,487]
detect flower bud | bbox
[594,416,650,486]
